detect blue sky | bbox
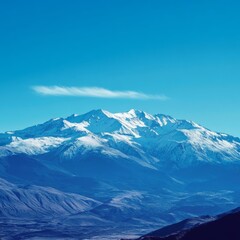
[0,0,239,136]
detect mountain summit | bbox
[1,109,239,169]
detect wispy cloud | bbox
[32,86,168,100]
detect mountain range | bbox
[0,109,240,239]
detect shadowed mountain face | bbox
[137,208,240,240]
[0,109,240,239]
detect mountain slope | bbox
[0,177,100,218]
[137,207,240,240]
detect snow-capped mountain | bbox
[0,109,240,239]
[1,109,239,169]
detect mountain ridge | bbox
[0,109,240,239]
[1,109,239,170]
[134,207,240,240]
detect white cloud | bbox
[32,86,168,100]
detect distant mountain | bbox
[1,109,239,168]
[1,109,240,191]
[0,109,240,239]
[136,207,240,240]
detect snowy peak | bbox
[125,109,154,119]
[66,109,111,123]
[8,109,196,138]
[0,109,240,169]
